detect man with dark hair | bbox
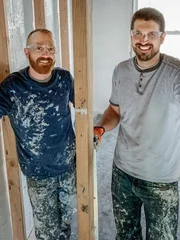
[94,7,179,239]
[0,29,76,240]
[131,7,165,32]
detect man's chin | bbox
[138,55,150,61]
[36,68,53,74]
[33,63,55,74]
[134,49,159,62]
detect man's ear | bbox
[24,48,29,58]
[161,32,166,44]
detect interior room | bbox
[0,0,180,239]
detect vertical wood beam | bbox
[59,0,70,70]
[0,1,25,240]
[72,1,95,240]
[33,0,45,29]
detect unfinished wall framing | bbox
[72,0,96,239]
[0,0,96,240]
[0,0,25,239]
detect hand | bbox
[94,126,105,149]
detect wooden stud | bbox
[0,1,10,81]
[0,1,25,240]
[2,118,25,240]
[72,1,96,240]
[59,0,70,70]
[33,0,45,29]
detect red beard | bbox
[29,55,55,74]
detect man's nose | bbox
[141,34,149,42]
[42,48,50,55]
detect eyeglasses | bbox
[131,30,163,41]
[26,44,56,54]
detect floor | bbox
[28,121,180,240]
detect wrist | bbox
[94,126,105,135]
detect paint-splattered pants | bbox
[111,163,179,240]
[27,170,76,240]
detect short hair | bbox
[131,8,165,32]
[26,29,53,46]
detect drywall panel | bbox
[93,0,132,114]
[6,0,27,71]
[67,0,74,75]
[22,0,34,39]
[45,0,61,67]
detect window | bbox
[135,0,180,59]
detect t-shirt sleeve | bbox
[109,66,120,106]
[173,71,180,104]
[68,72,75,107]
[0,81,13,118]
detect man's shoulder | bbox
[162,54,180,70]
[1,67,28,88]
[54,67,71,76]
[53,67,73,82]
[113,57,133,74]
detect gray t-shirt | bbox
[110,54,180,183]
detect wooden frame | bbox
[0,1,25,240]
[0,1,46,239]
[72,1,96,239]
[33,0,46,29]
[1,1,97,239]
[59,0,70,70]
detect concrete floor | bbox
[29,123,180,240]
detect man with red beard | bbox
[94,8,180,239]
[0,29,76,240]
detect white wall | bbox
[68,0,74,75]
[93,0,133,114]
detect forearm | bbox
[96,105,120,132]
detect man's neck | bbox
[28,67,52,80]
[136,53,161,69]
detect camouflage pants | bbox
[27,170,76,240]
[111,163,179,240]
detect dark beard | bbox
[133,44,159,61]
[29,56,55,74]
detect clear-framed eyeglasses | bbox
[26,44,57,54]
[131,30,163,41]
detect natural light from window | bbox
[138,0,180,59]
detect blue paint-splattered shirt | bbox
[0,67,76,179]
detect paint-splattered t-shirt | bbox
[0,67,76,179]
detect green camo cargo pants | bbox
[27,170,76,240]
[111,163,179,240]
